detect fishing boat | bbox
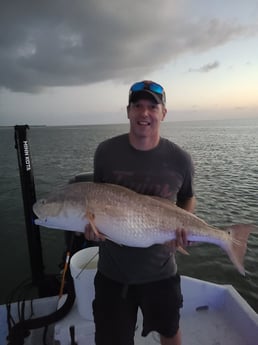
[1,249,258,345]
[0,125,257,345]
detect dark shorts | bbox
[93,271,183,345]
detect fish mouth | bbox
[33,212,47,224]
[34,218,45,226]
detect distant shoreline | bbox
[0,117,257,128]
[0,125,47,128]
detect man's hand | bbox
[84,223,106,242]
[165,228,189,253]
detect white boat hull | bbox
[1,274,258,345]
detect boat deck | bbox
[1,276,258,345]
[55,303,249,345]
[53,276,258,345]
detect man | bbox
[85,80,196,345]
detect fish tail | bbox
[224,224,257,275]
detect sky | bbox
[0,0,258,125]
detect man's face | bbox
[127,99,167,139]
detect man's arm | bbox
[177,196,196,213]
[171,196,196,249]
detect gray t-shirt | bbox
[93,134,194,284]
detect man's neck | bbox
[128,133,160,151]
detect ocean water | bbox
[0,118,258,312]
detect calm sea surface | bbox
[0,118,258,312]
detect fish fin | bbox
[225,224,256,276]
[86,211,106,240]
[177,246,190,255]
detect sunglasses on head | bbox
[130,81,164,95]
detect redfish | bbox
[33,182,257,275]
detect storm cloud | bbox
[0,0,255,92]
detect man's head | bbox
[127,80,167,150]
[128,80,166,106]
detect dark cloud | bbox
[188,61,220,73]
[0,0,255,92]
